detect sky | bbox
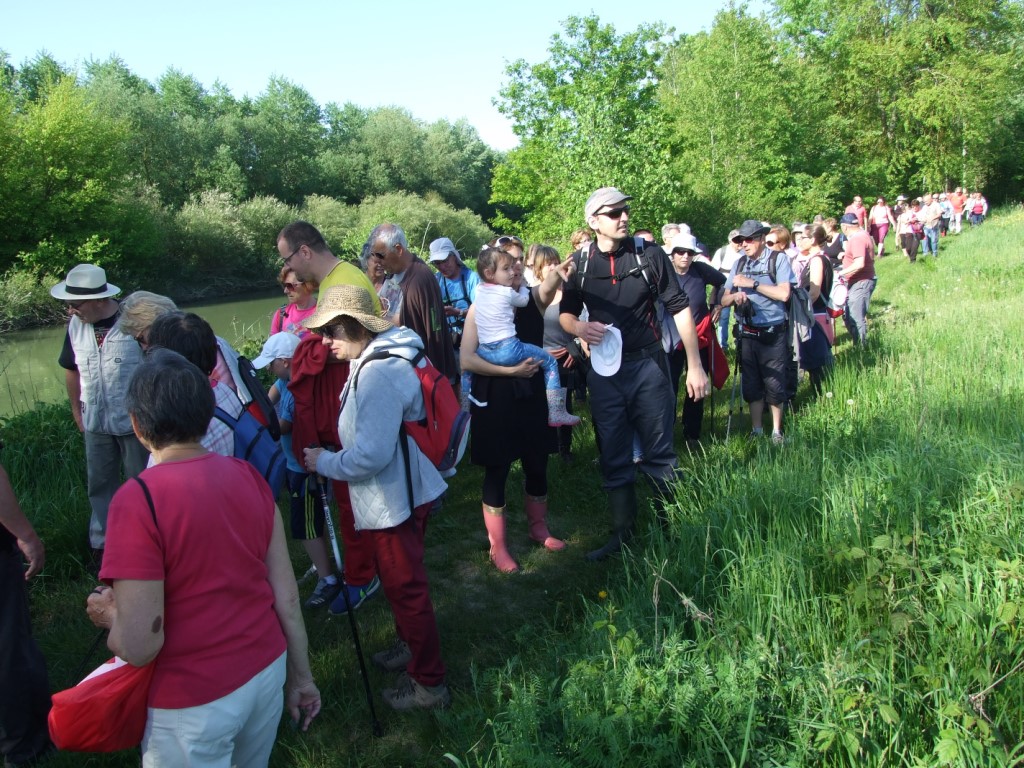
[3,0,768,151]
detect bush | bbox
[0,267,65,332]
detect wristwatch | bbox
[752,281,760,291]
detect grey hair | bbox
[368,223,409,252]
[358,240,372,270]
[118,291,178,338]
[661,222,680,242]
[126,348,214,450]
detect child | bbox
[252,333,341,609]
[461,248,580,427]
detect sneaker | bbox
[329,575,381,616]
[372,639,412,672]
[382,674,451,711]
[771,431,785,446]
[304,577,341,609]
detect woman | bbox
[461,245,574,573]
[868,197,897,258]
[86,349,320,766]
[537,246,584,462]
[796,226,834,395]
[665,233,725,446]
[524,244,546,288]
[897,199,923,263]
[821,217,845,268]
[301,285,450,711]
[358,242,401,316]
[270,265,317,338]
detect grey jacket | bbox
[315,326,447,531]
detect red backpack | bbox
[352,348,470,473]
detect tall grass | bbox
[3,210,1022,766]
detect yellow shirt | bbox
[318,261,383,315]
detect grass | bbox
[5,210,1024,766]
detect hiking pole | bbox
[311,462,383,738]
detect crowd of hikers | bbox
[0,184,988,765]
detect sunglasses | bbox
[65,300,88,310]
[671,248,696,256]
[765,239,777,247]
[597,206,630,220]
[493,235,524,247]
[733,235,761,244]
[319,323,345,340]
[282,282,302,291]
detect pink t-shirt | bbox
[842,229,876,284]
[845,203,867,228]
[101,454,285,709]
[271,302,317,338]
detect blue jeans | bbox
[922,226,939,256]
[462,337,560,396]
[843,278,877,346]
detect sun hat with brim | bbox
[303,284,394,335]
[669,233,700,254]
[590,325,622,377]
[428,237,462,264]
[50,264,121,301]
[252,332,301,369]
[732,220,770,242]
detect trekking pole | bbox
[71,627,108,682]
[311,465,383,738]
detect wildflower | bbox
[825,392,833,399]
[598,590,608,600]
[847,399,855,405]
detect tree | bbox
[492,15,673,243]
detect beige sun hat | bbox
[303,284,394,334]
[50,264,121,301]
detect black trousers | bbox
[669,346,712,440]
[0,547,51,764]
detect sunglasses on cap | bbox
[597,206,630,220]
[493,235,523,247]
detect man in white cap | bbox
[560,187,709,561]
[428,237,480,367]
[51,264,148,567]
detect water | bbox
[0,290,288,417]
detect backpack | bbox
[213,406,287,497]
[577,236,665,345]
[236,355,281,440]
[352,348,470,473]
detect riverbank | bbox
[4,209,1023,766]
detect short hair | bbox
[278,264,317,291]
[368,223,409,252]
[569,228,592,251]
[147,311,218,376]
[278,221,328,253]
[661,223,680,242]
[357,240,372,271]
[769,226,791,249]
[634,229,655,242]
[536,244,560,267]
[476,247,512,281]
[126,348,214,450]
[119,291,177,339]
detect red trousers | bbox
[366,502,445,686]
[331,480,377,585]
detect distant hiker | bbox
[51,264,148,568]
[837,212,877,347]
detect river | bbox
[0,290,289,418]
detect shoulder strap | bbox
[133,476,158,530]
[576,242,594,292]
[768,252,778,284]
[398,423,415,513]
[634,237,658,300]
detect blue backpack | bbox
[213,404,287,497]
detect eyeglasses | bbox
[65,300,88,310]
[282,282,302,291]
[597,206,630,220]
[282,243,305,266]
[369,252,386,261]
[765,239,777,247]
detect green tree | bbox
[492,15,673,243]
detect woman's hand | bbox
[303,447,324,474]
[508,358,541,378]
[286,678,322,732]
[554,256,576,282]
[86,585,116,630]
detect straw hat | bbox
[303,284,393,334]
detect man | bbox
[51,264,148,565]
[837,212,877,346]
[948,187,966,233]
[720,220,796,444]
[634,229,655,243]
[369,223,458,383]
[0,448,52,766]
[844,195,867,228]
[559,187,709,561]
[710,230,742,351]
[277,222,381,614]
[428,237,479,364]
[660,223,680,252]
[919,193,943,257]
[277,221,381,314]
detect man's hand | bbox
[18,534,44,580]
[575,321,607,346]
[303,447,325,474]
[732,275,756,290]
[685,367,711,401]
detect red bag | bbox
[48,656,155,752]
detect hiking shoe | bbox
[771,431,785,446]
[372,639,412,672]
[329,575,381,616]
[382,674,451,711]
[304,577,341,609]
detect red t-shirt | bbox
[101,454,286,709]
[842,229,876,284]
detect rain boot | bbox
[546,388,581,427]
[585,486,637,562]
[525,494,566,551]
[483,504,519,573]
